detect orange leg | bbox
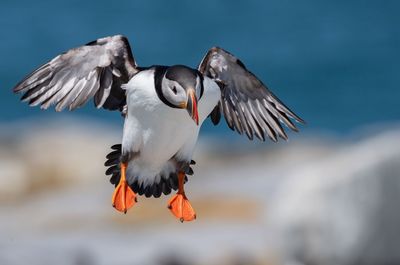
[111,162,137,213]
[167,171,196,222]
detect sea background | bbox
[0,1,399,265]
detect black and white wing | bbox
[13,35,139,112]
[198,47,305,141]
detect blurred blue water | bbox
[1,0,399,136]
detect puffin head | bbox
[162,65,202,125]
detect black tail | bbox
[104,144,195,198]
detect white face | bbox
[161,76,201,108]
[161,77,187,107]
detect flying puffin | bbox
[13,35,304,222]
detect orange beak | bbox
[186,89,199,125]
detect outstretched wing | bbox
[198,47,304,141]
[13,35,139,112]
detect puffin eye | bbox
[172,86,177,95]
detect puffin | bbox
[13,35,304,222]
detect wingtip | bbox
[13,82,27,94]
[297,117,306,125]
[12,86,20,94]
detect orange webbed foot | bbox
[167,193,196,222]
[112,180,137,213]
[111,162,137,214]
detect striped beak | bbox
[186,88,199,125]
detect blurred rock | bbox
[0,118,120,200]
[270,129,400,265]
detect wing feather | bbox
[13,35,138,112]
[95,67,114,108]
[198,47,304,141]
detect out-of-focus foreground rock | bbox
[0,119,399,265]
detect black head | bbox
[165,65,199,90]
[159,65,203,125]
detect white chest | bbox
[121,69,220,178]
